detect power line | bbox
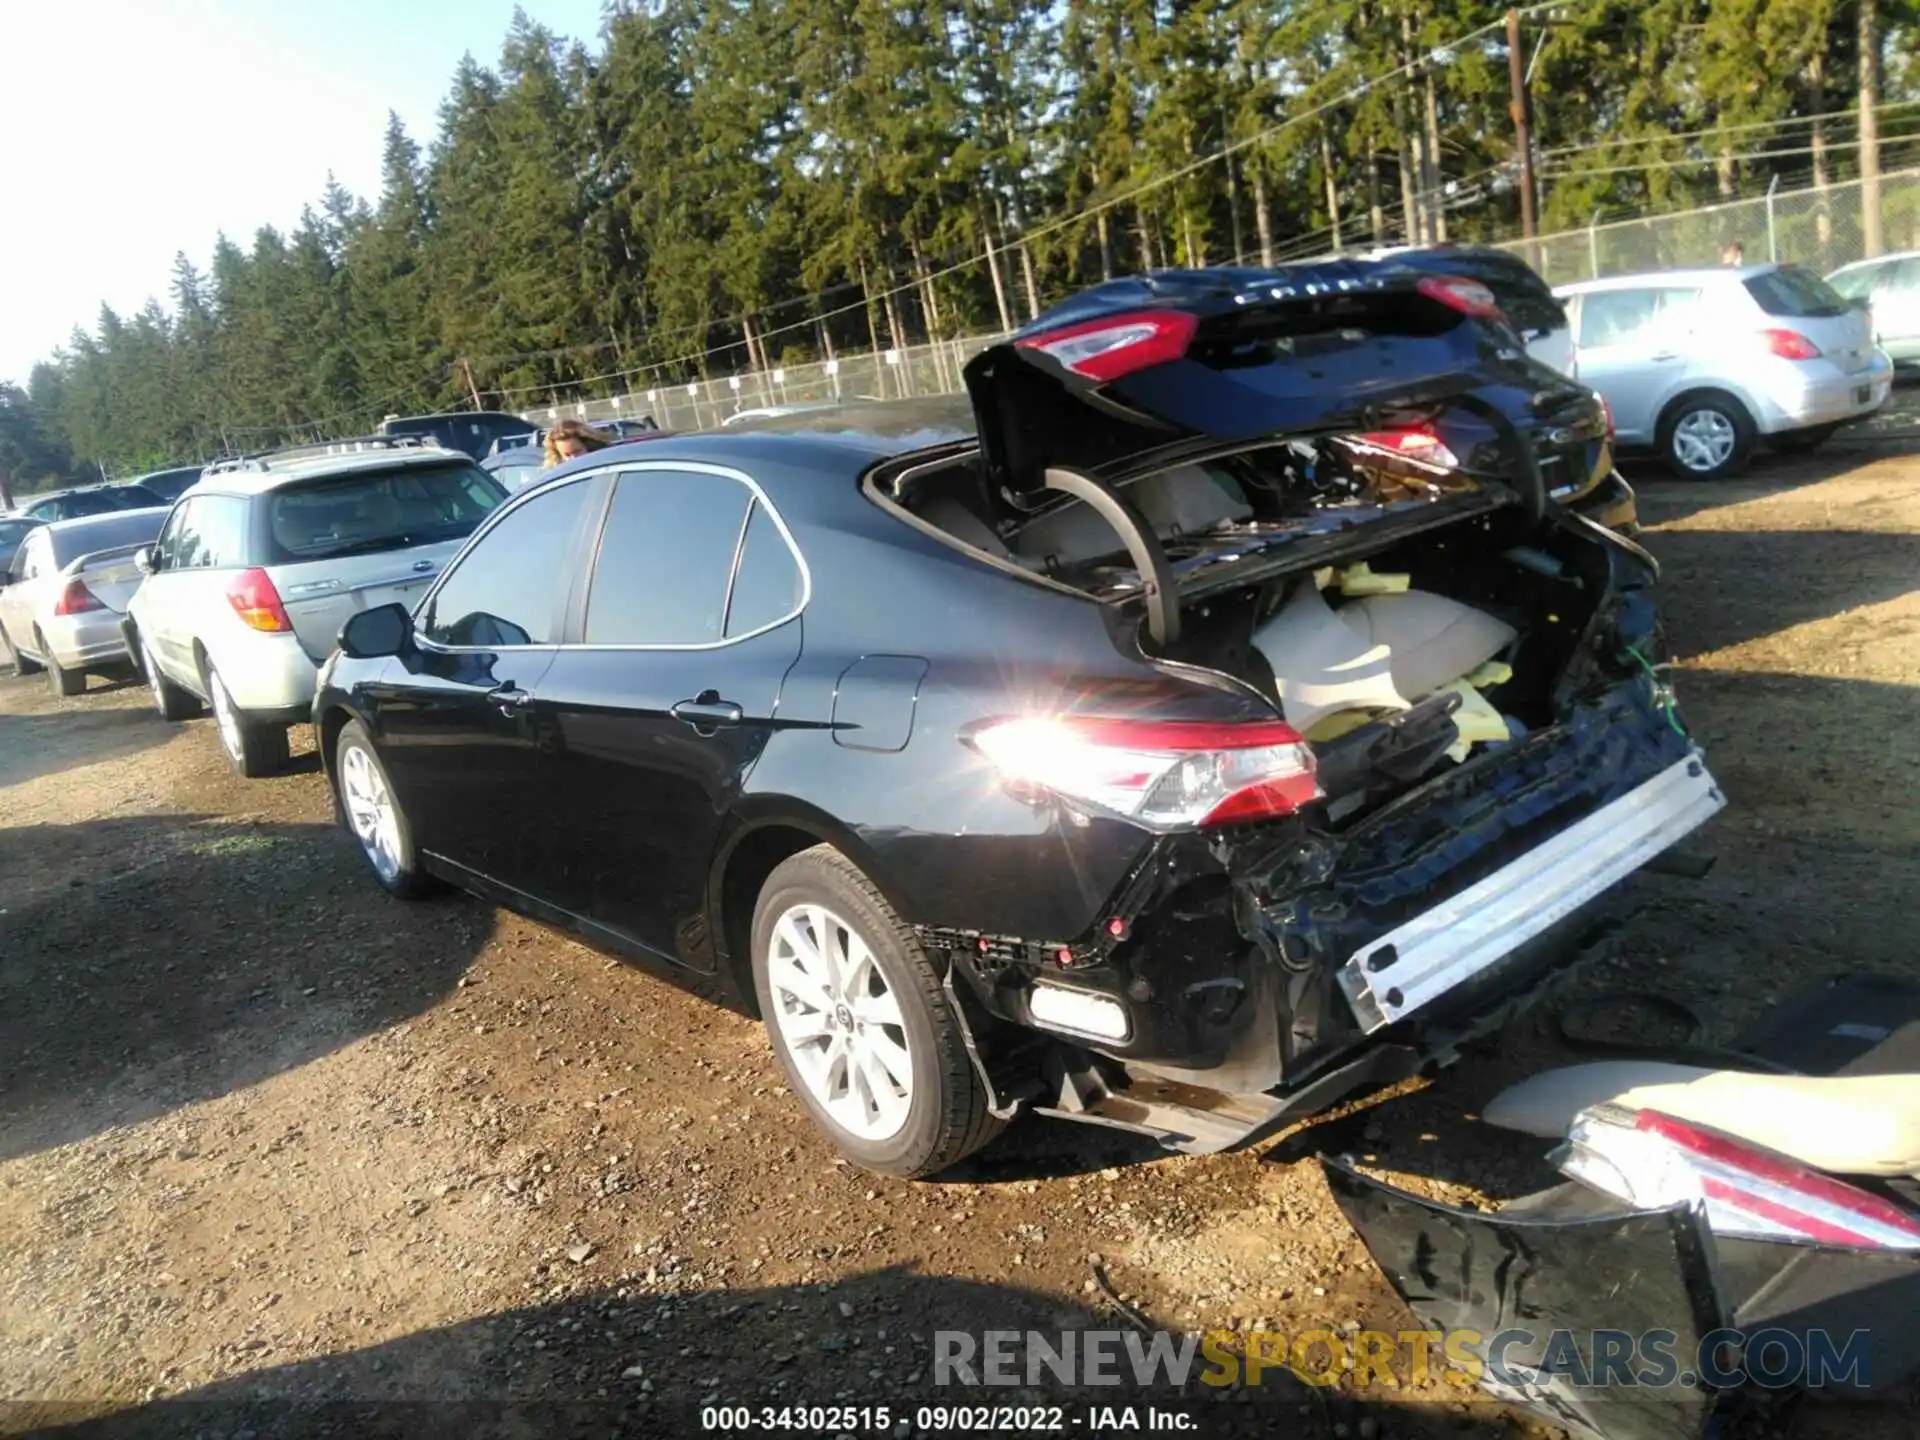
[1533,98,1920,161]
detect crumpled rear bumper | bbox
[1323,1159,1920,1440]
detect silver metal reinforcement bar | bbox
[1339,751,1727,1033]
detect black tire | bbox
[139,638,201,721]
[204,661,290,778]
[333,719,435,899]
[751,844,1003,1178]
[1658,391,1756,479]
[40,633,85,698]
[3,624,43,676]
[1771,422,1841,454]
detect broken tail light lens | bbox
[1014,310,1200,382]
[1346,425,1461,472]
[1760,328,1822,360]
[1560,1103,1920,1251]
[226,568,293,633]
[972,716,1320,830]
[1415,275,1503,319]
[53,578,105,616]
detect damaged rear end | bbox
[885,265,1722,1150]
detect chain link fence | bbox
[525,169,1920,429]
[1498,169,1920,283]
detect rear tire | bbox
[3,624,43,676]
[41,634,85,698]
[1771,422,1841,454]
[205,662,289,778]
[751,844,1003,1178]
[333,719,435,899]
[1659,391,1755,479]
[141,639,201,721]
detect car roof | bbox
[530,397,978,487]
[1555,265,1786,294]
[194,447,479,495]
[1829,250,1920,274]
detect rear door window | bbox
[582,469,752,646]
[1826,262,1885,301]
[1576,287,1699,347]
[266,462,502,565]
[420,476,596,648]
[1745,267,1850,318]
[725,501,803,639]
[188,495,250,568]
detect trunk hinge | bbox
[1042,466,1181,647]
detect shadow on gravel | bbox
[23,1269,1533,1440]
[0,703,172,789]
[1621,447,1877,528]
[0,814,489,1162]
[1636,528,1920,659]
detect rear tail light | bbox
[971,716,1320,831]
[52,578,105,616]
[226,568,293,634]
[1346,425,1461,471]
[1561,1104,1920,1251]
[1014,310,1199,382]
[1760,328,1822,360]
[1415,275,1503,319]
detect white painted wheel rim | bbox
[1672,409,1736,472]
[341,744,403,882]
[207,669,243,761]
[143,645,167,713]
[766,903,913,1142]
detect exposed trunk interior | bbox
[885,435,1621,827]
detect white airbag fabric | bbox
[1335,591,1518,702]
[1251,581,1408,732]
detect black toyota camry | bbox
[313,264,1722,1177]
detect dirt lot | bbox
[2,439,1916,1439]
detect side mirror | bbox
[338,601,413,660]
[1849,294,1872,313]
[134,546,155,575]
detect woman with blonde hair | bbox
[542,419,611,468]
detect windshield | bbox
[1746,266,1850,318]
[266,462,505,563]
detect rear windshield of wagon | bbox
[265,462,505,564]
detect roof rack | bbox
[202,434,446,476]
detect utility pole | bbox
[1506,9,1539,265]
[1861,0,1885,256]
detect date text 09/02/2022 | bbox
[700,1404,1197,1431]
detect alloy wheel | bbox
[766,903,913,1142]
[340,744,403,883]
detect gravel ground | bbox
[1,435,1916,1440]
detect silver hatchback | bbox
[1554,264,1892,478]
[125,439,505,776]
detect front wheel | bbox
[751,845,1003,1178]
[141,639,201,721]
[205,662,289,778]
[334,719,435,898]
[0,624,41,676]
[1659,393,1756,479]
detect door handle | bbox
[487,683,533,715]
[671,695,744,729]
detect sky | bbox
[0,0,611,383]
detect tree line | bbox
[5,0,1916,490]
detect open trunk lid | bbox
[961,262,1597,500]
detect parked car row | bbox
[8,259,1727,1184]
